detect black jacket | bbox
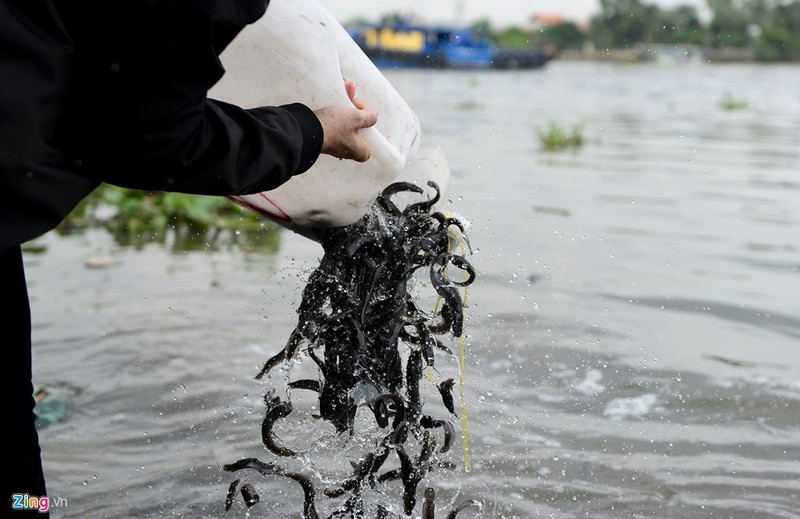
[0,0,323,254]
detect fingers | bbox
[349,134,371,162]
[349,108,377,162]
[357,106,378,129]
[313,104,377,163]
[345,80,366,110]
[342,108,374,162]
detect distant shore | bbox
[557,44,762,64]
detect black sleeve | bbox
[0,0,100,253]
[68,0,323,196]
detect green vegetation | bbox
[537,22,588,51]
[719,92,749,111]
[470,0,800,62]
[537,122,586,152]
[58,185,281,252]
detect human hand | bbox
[344,80,366,110]
[314,81,377,162]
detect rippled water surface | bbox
[28,62,800,518]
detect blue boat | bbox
[347,19,554,70]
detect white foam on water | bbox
[573,369,606,396]
[603,393,659,420]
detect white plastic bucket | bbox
[209,0,450,239]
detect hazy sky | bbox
[319,0,709,27]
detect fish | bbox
[224,479,241,511]
[261,399,295,457]
[422,487,436,519]
[437,378,458,416]
[255,328,305,380]
[223,458,319,519]
[446,499,482,519]
[421,414,456,453]
[225,180,478,515]
[240,483,259,508]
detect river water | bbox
[27,61,800,518]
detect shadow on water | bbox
[603,295,800,340]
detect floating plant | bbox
[720,92,748,111]
[537,121,585,152]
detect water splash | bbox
[224,181,479,518]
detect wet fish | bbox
[261,399,295,457]
[225,180,478,516]
[448,254,476,287]
[288,379,322,392]
[224,479,241,512]
[404,181,441,215]
[406,350,423,409]
[240,483,259,508]
[446,499,482,519]
[255,328,304,380]
[430,261,465,337]
[325,451,377,498]
[422,487,436,519]
[396,445,418,514]
[421,414,456,453]
[437,378,457,416]
[223,458,319,519]
[377,181,423,215]
[361,392,406,429]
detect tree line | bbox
[473,0,800,61]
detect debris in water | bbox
[224,181,479,517]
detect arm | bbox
[69,0,374,196]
